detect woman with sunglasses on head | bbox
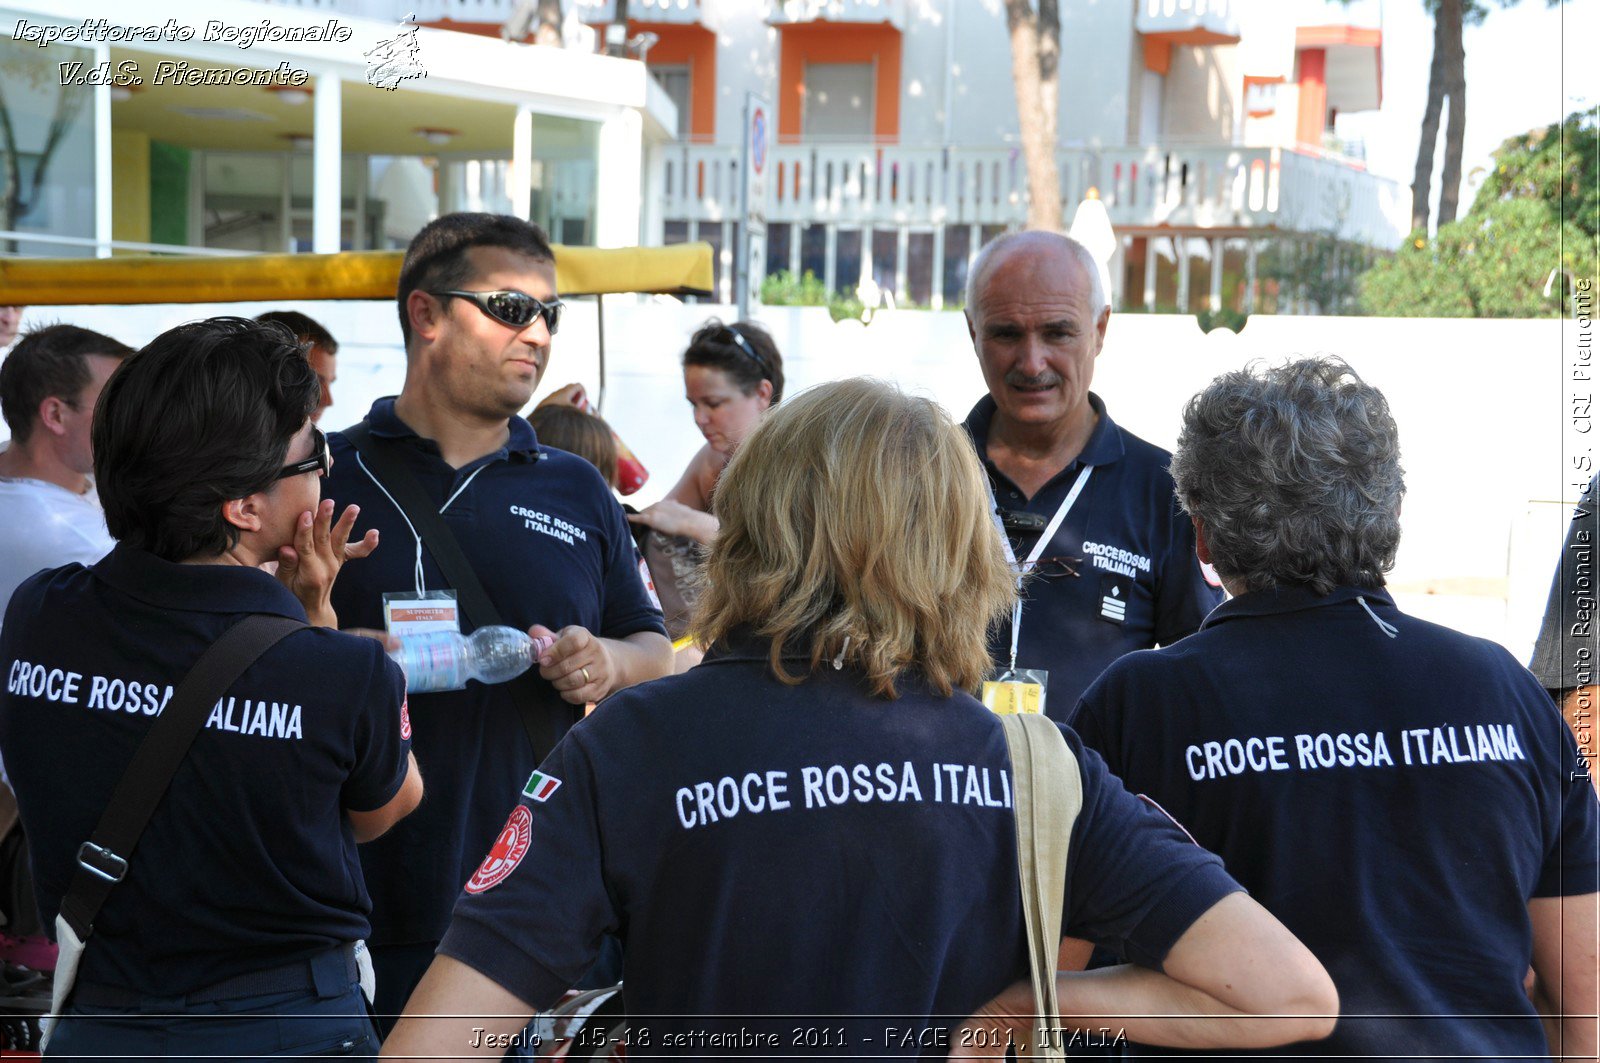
[627,320,784,645]
[0,317,422,1060]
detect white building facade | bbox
[559,0,1412,312]
[0,0,674,261]
[1,0,1407,314]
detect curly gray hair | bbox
[1170,356,1405,595]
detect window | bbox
[766,222,793,278]
[651,65,692,139]
[800,224,827,281]
[834,228,863,295]
[942,225,972,310]
[907,231,934,307]
[803,62,875,140]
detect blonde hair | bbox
[693,377,1016,698]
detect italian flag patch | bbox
[523,770,561,802]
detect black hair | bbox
[255,310,339,354]
[683,319,784,403]
[93,317,319,562]
[396,213,556,346]
[0,324,134,444]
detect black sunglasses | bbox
[1015,555,1083,581]
[432,289,563,335]
[276,425,330,480]
[997,508,1047,534]
[720,325,771,378]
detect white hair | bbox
[965,230,1107,323]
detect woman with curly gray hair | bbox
[1069,356,1599,1059]
[1169,355,1404,597]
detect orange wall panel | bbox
[631,22,717,141]
[777,22,901,143]
[1142,37,1172,75]
[1295,47,1327,147]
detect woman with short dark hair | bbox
[0,317,422,1060]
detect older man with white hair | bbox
[962,230,1221,715]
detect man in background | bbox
[962,231,1221,715]
[0,307,23,352]
[257,310,339,423]
[0,325,131,615]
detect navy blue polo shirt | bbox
[0,545,409,994]
[325,398,666,946]
[1530,473,1600,693]
[964,393,1220,715]
[438,635,1242,1055]
[1069,585,1600,1058]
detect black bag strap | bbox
[58,614,304,940]
[343,422,567,763]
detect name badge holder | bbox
[383,590,461,639]
[982,465,1094,715]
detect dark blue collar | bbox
[700,628,818,667]
[963,391,1125,470]
[92,544,309,620]
[363,396,542,461]
[1200,584,1394,630]
[700,629,946,699]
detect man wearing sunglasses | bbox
[322,213,672,1029]
[963,231,1223,717]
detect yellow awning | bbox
[0,244,714,304]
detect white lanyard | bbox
[988,464,1094,669]
[355,451,491,595]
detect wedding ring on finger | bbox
[581,666,593,685]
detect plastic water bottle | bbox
[388,626,554,694]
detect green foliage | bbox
[1471,109,1598,239]
[1360,200,1592,316]
[1360,107,1598,318]
[1114,303,1186,315]
[760,268,830,306]
[1258,232,1367,315]
[1196,308,1250,333]
[760,269,867,323]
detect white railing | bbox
[1136,0,1238,40]
[250,0,404,17]
[0,231,250,258]
[439,158,597,220]
[405,0,519,22]
[657,141,1412,248]
[768,0,905,28]
[571,0,707,24]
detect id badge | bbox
[383,590,461,638]
[981,667,1048,716]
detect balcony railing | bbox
[1136,0,1239,41]
[767,0,906,28]
[656,141,1411,248]
[571,0,708,24]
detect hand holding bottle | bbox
[387,626,557,694]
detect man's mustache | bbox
[1004,371,1062,389]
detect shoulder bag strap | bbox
[57,614,304,941]
[343,423,567,763]
[999,712,1084,1063]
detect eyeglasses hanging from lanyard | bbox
[987,465,1095,671]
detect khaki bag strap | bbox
[999,713,1083,1063]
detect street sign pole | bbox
[736,92,770,321]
